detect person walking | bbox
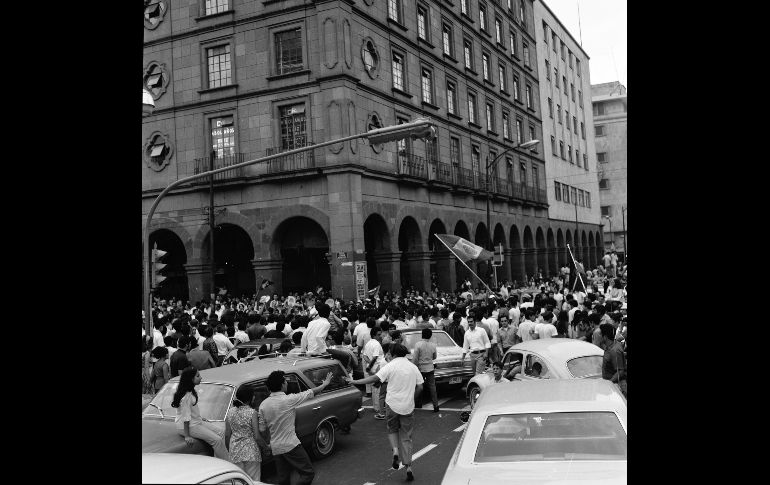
[169,335,191,378]
[258,370,333,485]
[346,343,424,481]
[362,326,386,419]
[151,346,170,393]
[225,386,264,482]
[461,312,491,375]
[600,323,627,397]
[172,367,228,460]
[413,328,439,412]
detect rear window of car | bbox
[303,364,349,393]
[142,382,234,421]
[402,332,456,350]
[474,412,627,462]
[567,356,603,378]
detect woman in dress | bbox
[151,346,170,394]
[225,386,263,481]
[142,336,154,394]
[171,367,229,460]
[201,325,219,366]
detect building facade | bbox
[592,81,627,258]
[533,0,601,271]
[142,0,604,302]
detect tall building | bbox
[142,0,603,302]
[533,0,602,271]
[592,81,627,259]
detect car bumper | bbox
[434,366,475,385]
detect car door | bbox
[299,362,355,430]
[284,372,315,440]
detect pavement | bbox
[261,386,471,485]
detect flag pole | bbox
[434,234,494,294]
[566,244,586,292]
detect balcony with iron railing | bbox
[193,153,246,182]
[265,142,316,174]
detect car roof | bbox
[473,379,626,418]
[510,338,603,360]
[169,356,340,386]
[142,453,246,483]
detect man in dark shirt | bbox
[246,312,266,341]
[600,323,627,397]
[169,336,191,377]
[265,321,287,339]
[188,345,217,370]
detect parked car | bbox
[443,379,627,485]
[142,355,363,461]
[466,339,604,406]
[142,452,269,484]
[222,338,289,365]
[399,329,474,386]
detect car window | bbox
[402,331,456,350]
[285,373,309,394]
[567,355,603,378]
[475,412,627,462]
[238,380,270,410]
[142,382,234,421]
[524,354,550,379]
[303,364,349,393]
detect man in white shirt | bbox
[520,295,534,309]
[517,310,537,342]
[346,343,424,482]
[481,307,500,363]
[362,327,385,418]
[301,303,331,355]
[404,310,417,329]
[152,321,165,349]
[212,324,234,364]
[461,312,491,375]
[567,299,579,324]
[233,321,250,344]
[534,311,558,339]
[508,297,521,326]
[352,312,368,347]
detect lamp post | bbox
[620,206,627,264]
[485,139,540,288]
[143,118,437,337]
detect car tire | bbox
[468,385,481,407]
[311,420,335,459]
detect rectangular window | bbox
[471,145,480,172]
[388,0,402,22]
[528,125,535,142]
[522,42,530,67]
[525,84,532,109]
[543,21,548,43]
[571,187,577,204]
[552,32,557,52]
[563,184,570,203]
[599,179,609,190]
[568,50,573,69]
[576,59,581,76]
[495,19,502,44]
[545,60,550,79]
[482,53,490,80]
[516,118,523,144]
[568,145,573,163]
[559,141,564,159]
[583,154,588,170]
[426,131,439,161]
[571,83,575,101]
[468,91,477,124]
[486,103,494,131]
[532,166,539,189]
[550,135,556,154]
[275,29,303,75]
[417,6,428,40]
[513,75,520,101]
[446,80,457,114]
[421,67,433,104]
[596,103,606,116]
[586,192,591,208]
[565,110,570,131]
[510,30,516,57]
[499,64,506,91]
[578,190,585,207]
[554,68,559,87]
[279,105,307,150]
[461,0,468,15]
[601,205,610,217]
[595,125,605,137]
[450,137,461,166]
[548,98,553,118]
[210,115,235,158]
[207,44,232,88]
[443,23,453,56]
[581,122,586,139]
[562,76,567,94]
[508,0,512,10]
[205,0,229,16]
[503,111,510,139]
[575,150,581,168]
[573,116,578,132]
[396,117,410,164]
[557,104,561,123]
[479,4,487,32]
[579,90,583,106]
[519,162,527,186]
[554,181,561,201]
[597,152,608,162]
[392,52,405,90]
[464,40,473,69]
[560,41,566,60]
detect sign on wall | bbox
[355,261,367,301]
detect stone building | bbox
[592,81,627,258]
[532,0,602,272]
[142,0,604,302]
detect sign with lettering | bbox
[355,261,368,301]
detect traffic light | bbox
[151,242,168,289]
[492,244,504,267]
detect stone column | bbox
[326,173,366,300]
[432,250,456,294]
[184,259,213,303]
[405,251,432,293]
[509,249,525,285]
[252,258,283,296]
[373,251,401,294]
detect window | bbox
[446,80,457,114]
[461,0,468,15]
[579,90,583,106]
[532,166,539,189]
[519,2,525,26]
[397,117,410,163]
[570,187,577,204]
[211,116,235,158]
[279,104,307,150]
[482,53,490,80]
[303,365,350,393]
[596,103,606,116]
[559,141,564,159]
[548,98,553,118]
[554,181,561,201]
[580,122,585,139]
[545,60,550,79]
[362,40,379,75]
[560,40,566,60]
[388,0,402,22]
[528,124,535,142]
[562,184,570,203]
[565,110,570,130]
[573,116,578,133]
[556,104,561,123]
[576,58,581,76]
[421,67,433,104]
[392,51,405,90]
[149,140,168,165]
[575,149,580,166]
[426,132,439,161]
[562,76,567,94]
[595,125,605,137]
[516,118,523,144]
[571,83,575,101]
[442,23,454,56]
[568,50,573,69]
[568,145,573,163]
[471,145,480,171]
[550,135,556,154]
[508,0,512,10]
[601,205,610,217]
[599,179,609,189]
[275,29,303,75]
[525,84,532,109]
[503,111,511,139]
[479,4,487,32]
[519,162,527,186]
[552,32,557,52]
[206,44,232,88]
[586,192,591,208]
[205,0,229,16]
[468,91,478,124]
[543,21,549,43]
[417,6,428,41]
[554,68,559,87]
[583,154,588,170]
[486,103,495,131]
[513,75,520,101]
[522,42,530,68]
[464,40,474,69]
[495,18,502,43]
[578,190,585,207]
[597,152,608,162]
[450,137,461,165]
[499,64,506,91]
[509,30,517,57]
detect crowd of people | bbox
[141,256,627,482]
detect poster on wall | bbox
[355,261,367,301]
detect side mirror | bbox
[460,411,470,423]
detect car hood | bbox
[141,417,222,455]
[444,461,626,485]
[435,346,465,362]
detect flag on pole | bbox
[368,285,380,296]
[259,279,273,290]
[434,234,494,263]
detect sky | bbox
[542,0,627,89]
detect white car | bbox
[466,339,604,406]
[442,379,627,485]
[142,453,269,484]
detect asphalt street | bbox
[261,386,471,485]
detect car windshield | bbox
[142,382,234,421]
[474,412,627,462]
[402,332,456,350]
[567,356,603,378]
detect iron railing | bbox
[193,153,246,181]
[399,153,428,179]
[265,143,316,174]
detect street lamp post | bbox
[143,118,437,337]
[485,139,540,288]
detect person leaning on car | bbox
[600,323,627,398]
